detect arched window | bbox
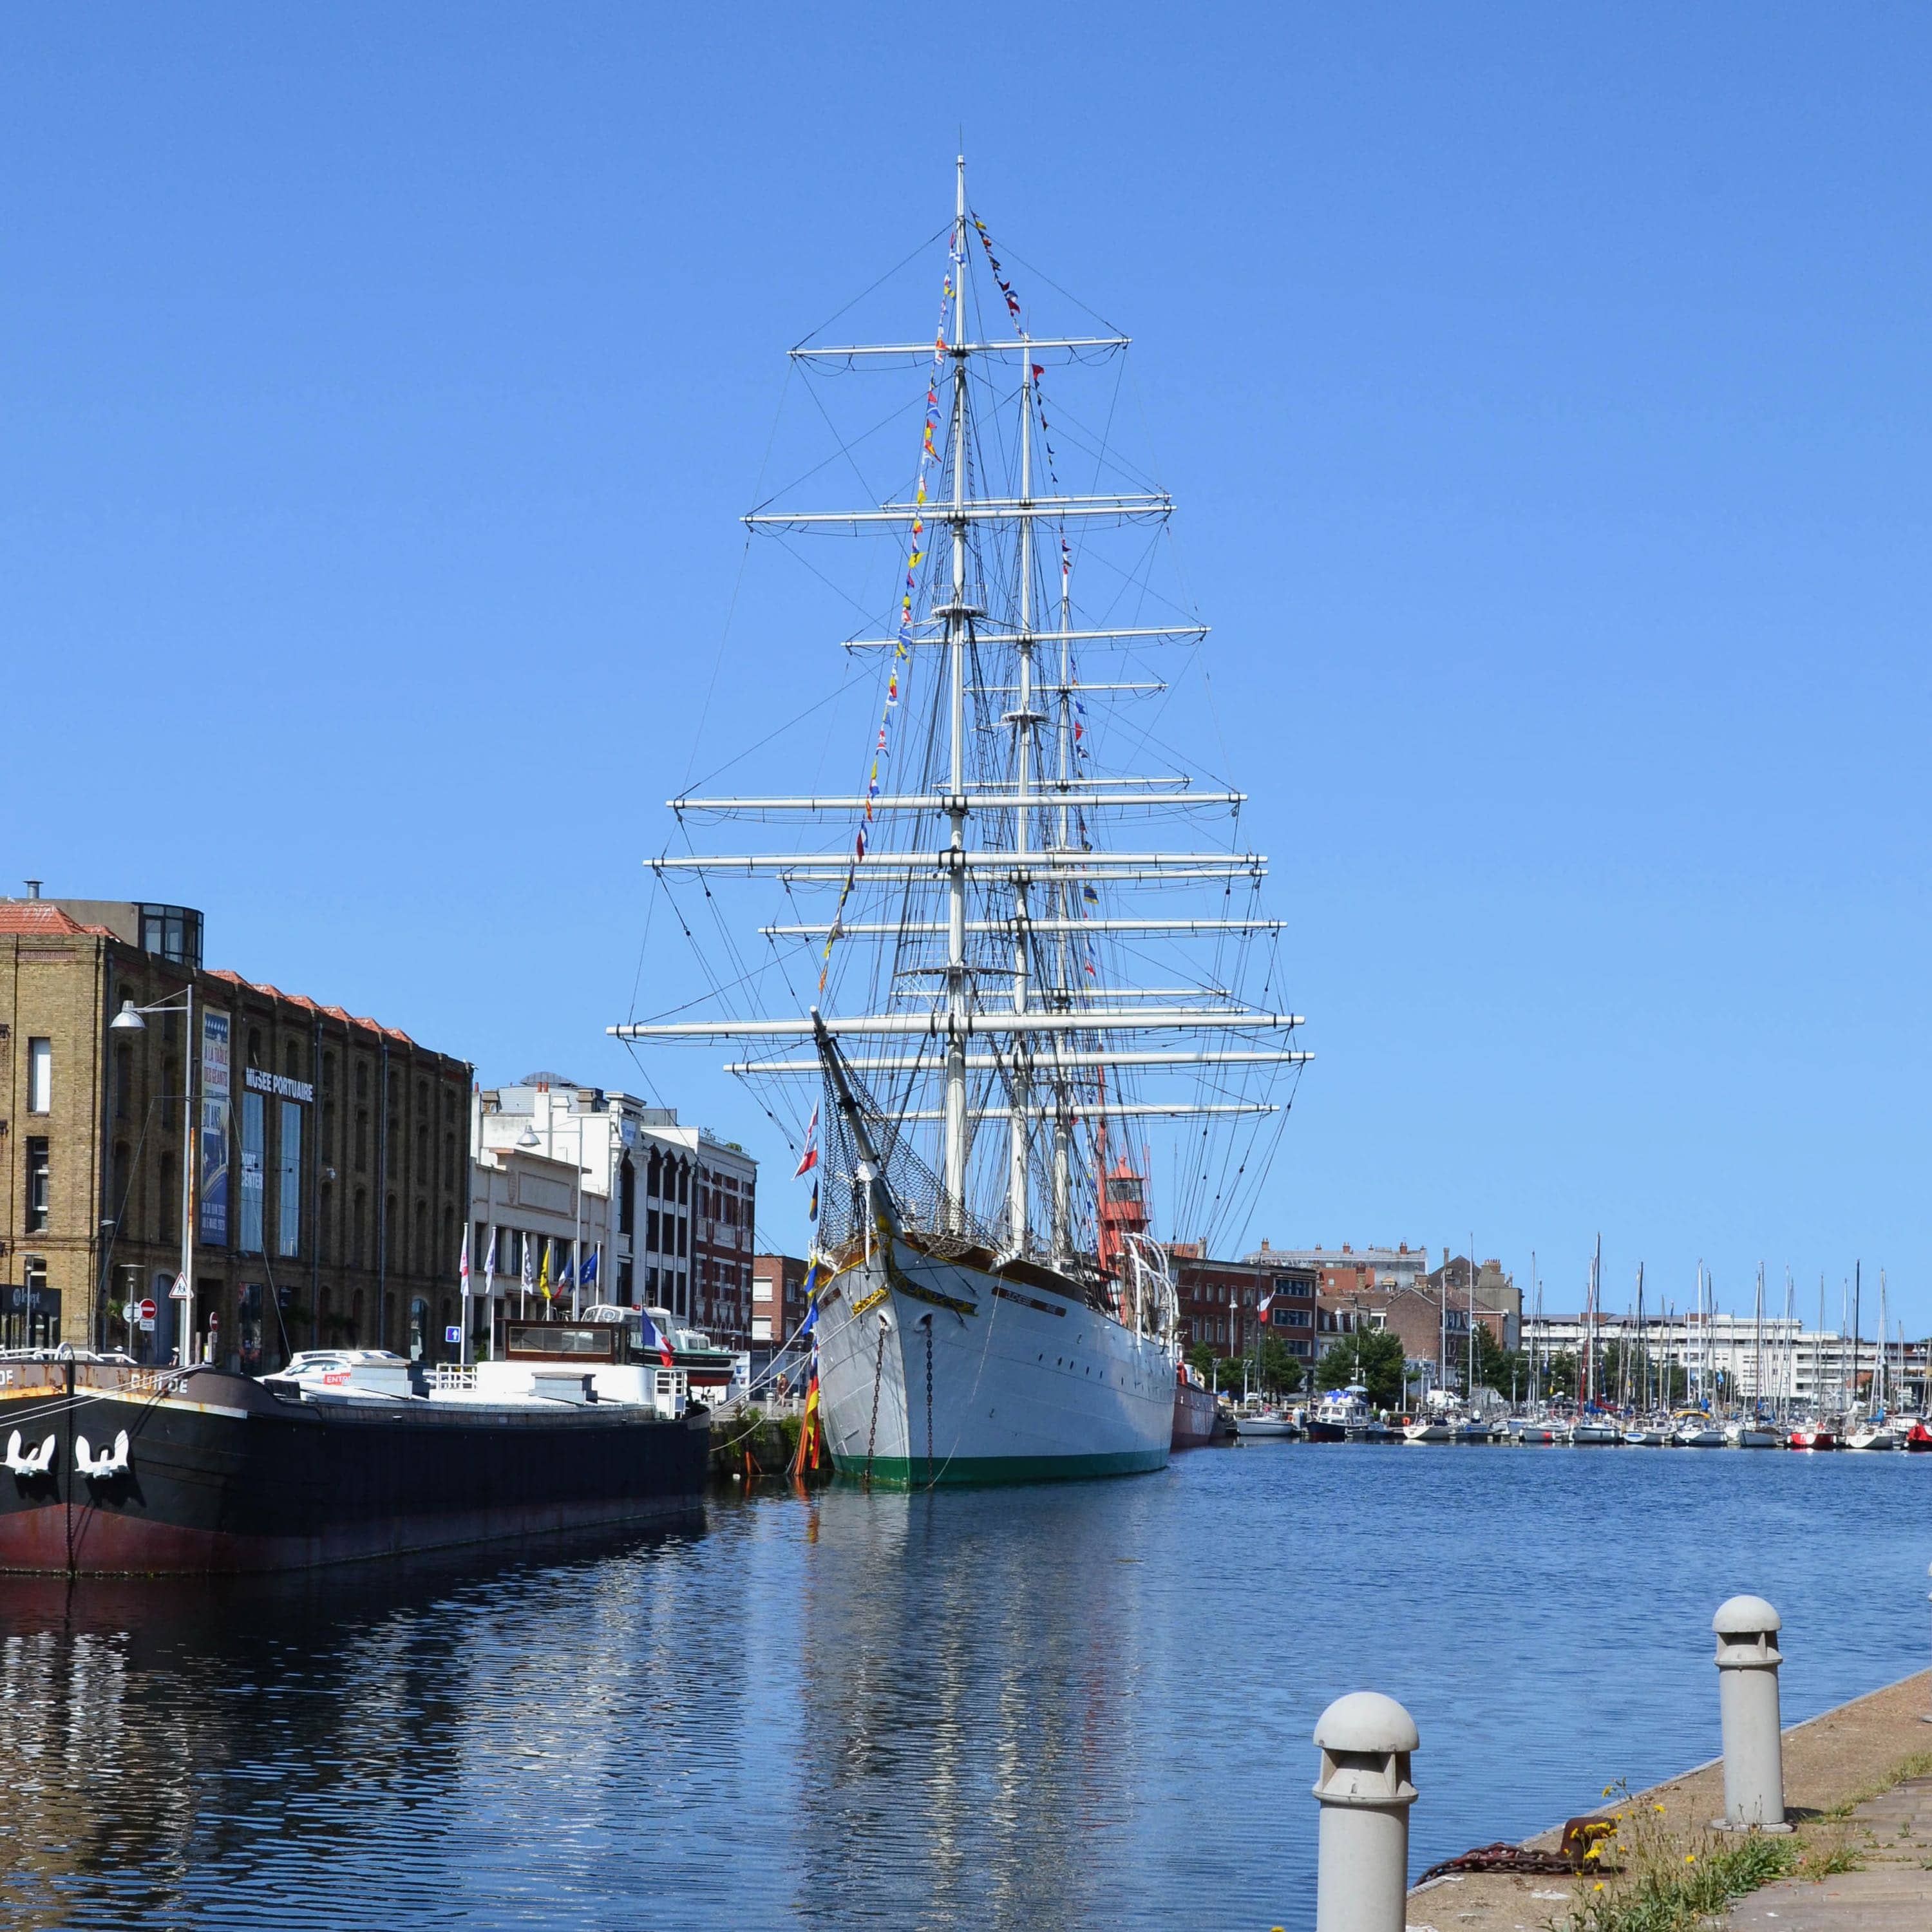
[619,1156,635,1236]
[351,1288,365,1343]
[385,1195,398,1267]
[413,1200,427,1273]
[408,1296,430,1362]
[111,1141,132,1222]
[647,1150,661,1197]
[352,1189,367,1267]
[247,1027,263,1068]
[319,1182,334,1262]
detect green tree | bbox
[1316,1329,1405,1411]
[1542,1349,1580,1400]
[1257,1336,1305,1396]
[1473,1321,1518,1393]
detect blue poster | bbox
[200,1009,231,1246]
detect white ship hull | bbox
[814,1235,1173,1486]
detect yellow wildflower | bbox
[1685,1853,1696,1864]
[1593,1882,1605,1893]
[1585,1845,1602,1861]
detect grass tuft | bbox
[1556,1832,1797,1932]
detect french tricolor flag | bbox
[794,1104,820,1179]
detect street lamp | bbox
[109,991,198,1366]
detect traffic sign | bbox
[138,1298,157,1325]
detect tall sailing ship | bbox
[612,162,1307,1485]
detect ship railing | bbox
[429,1364,478,1392]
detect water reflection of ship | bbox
[788,1486,1158,1929]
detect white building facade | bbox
[468,1075,758,1354]
[1523,1311,1927,1410]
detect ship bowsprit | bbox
[813,1236,1173,1487]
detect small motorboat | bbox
[1452,1418,1500,1444]
[1725,1421,1783,1448]
[1307,1387,1374,1443]
[1402,1418,1453,1443]
[1906,1421,1932,1453]
[1513,1419,1560,1445]
[1570,1419,1623,1446]
[1622,1423,1669,1446]
[1788,1422,1837,1450]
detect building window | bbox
[24,1139,50,1233]
[677,1166,689,1206]
[114,1045,133,1121]
[240,1090,266,1254]
[26,1038,51,1113]
[619,1157,635,1237]
[158,1151,178,1242]
[355,1110,368,1172]
[352,1189,367,1267]
[277,1099,302,1258]
[408,1296,429,1362]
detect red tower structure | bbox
[1097,1149,1150,1280]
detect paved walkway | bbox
[1406,1671,1932,1932]
[1727,1775,1932,1932]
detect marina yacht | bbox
[1622,1419,1670,1446]
[1401,1416,1454,1443]
[1569,1414,1623,1446]
[1231,1400,1299,1439]
[1846,1418,1906,1451]
[1724,1416,1783,1449]
[1671,1414,1727,1448]
[1512,1416,1562,1445]
[1788,1419,1838,1450]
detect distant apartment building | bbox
[470,1077,757,1350]
[1522,1309,1926,1408]
[1303,1251,1520,1389]
[1247,1240,1432,1297]
[1163,1240,1320,1361]
[1,888,468,1366]
[751,1251,811,1347]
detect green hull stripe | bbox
[830,1448,1168,1489]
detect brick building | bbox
[752,1251,810,1347]
[1,890,469,1366]
[1312,1253,1522,1388]
[1163,1242,1320,1362]
[1246,1240,1430,1296]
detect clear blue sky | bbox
[6,6,1929,1326]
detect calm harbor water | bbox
[2,1445,1928,1932]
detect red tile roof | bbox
[200,972,417,1045]
[0,902,89,936]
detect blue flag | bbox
[580,1249,598,1288]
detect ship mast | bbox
[942,154,971,1234]
[614,160,1311,1269]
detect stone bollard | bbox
[1312,1691,1419,1932]
[1711,1595,1792,1832]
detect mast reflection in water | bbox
[1,1450,1929,1931]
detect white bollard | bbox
[1312,1691,1419,1932]
[1710,1595,1792,1832]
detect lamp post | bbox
[109,988,196,1366]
